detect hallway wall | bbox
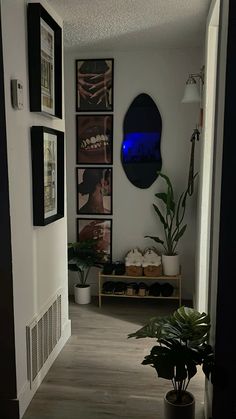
[65,47,202,299]
[1,1,70,417]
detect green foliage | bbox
[146,172,197,255]
[68,239,103,287]
[128,306,214,404]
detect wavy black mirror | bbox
[121,93,162,189]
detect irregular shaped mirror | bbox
[121,94,162,189]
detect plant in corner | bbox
[68,239,103,305]
[128,306,214,419]
[146,172,197,275]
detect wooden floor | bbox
[23,298,204,419]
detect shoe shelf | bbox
[98,272,182,308]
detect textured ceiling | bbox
[48,0,211,50]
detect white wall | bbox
[65,47,202,299]
[1,0,70,416]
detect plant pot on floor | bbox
[74,284,91,304]
[164,390,195,419]
[162,254,180,276]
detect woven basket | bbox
[125,266,143,276]
[144,265,162,277]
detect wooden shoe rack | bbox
[98,272,182,308]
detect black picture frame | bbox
[76,218,112,263]
[31,126,64,226]
[76,114,113,165]
[76,167,113,215]
[27,3,62,118]
[76,59,114,112]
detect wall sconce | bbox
[182,67,204,103]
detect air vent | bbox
[27,293,62,386]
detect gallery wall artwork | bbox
[77,218,112,263]
[76,114,113,164]
[76,167,112,215]
[76,59,114,112]
[27,3,62,118]
[31,126,64,226]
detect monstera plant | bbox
[129,306,214,419]
[68,239,103,304]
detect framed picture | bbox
[76,114,113,164]
[31,126,64,226]
[27,3,62,118]
[76,167,112,215]
[77,218,112,263]
[76,59,114,112]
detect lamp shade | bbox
[182,83,201,103]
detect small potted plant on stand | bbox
[146,173,197,275]
[68,239,103,305]
[128,306,214,419]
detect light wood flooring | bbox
[23,298,204,419]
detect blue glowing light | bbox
[122,132,161,163]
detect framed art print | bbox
[31,126,64,226]
[76,114,113,164]
[76,59,114,112]
[77,218,112,263]
[27,3,62,118]
[76,167,112,215]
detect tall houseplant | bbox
[129,306,214,419]
[68,239,103,304]
[146,172,197,275]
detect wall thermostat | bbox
[11,79,24,110]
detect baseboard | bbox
[18,319,71,418]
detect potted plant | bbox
[128,306,214,419]
[146,172,197,275]
[68,239,103,304]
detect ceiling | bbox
[48,0,211,50]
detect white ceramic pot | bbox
[164,390,195,419]
[162,254,179,276]
[74,284,91,304]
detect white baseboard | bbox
[18,319,71,418]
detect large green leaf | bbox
[158,172,174,199]
[173,224,187,242]
[144,235,164,245]
[153,204,168,228]
[155,192,175,214]
[128,317,166,340]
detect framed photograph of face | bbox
[76,59,114,112]
[31,126,64,226]
[77,218,112,263]
[76,114,113,165]
[76,167,112,215]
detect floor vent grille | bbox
[27,293,62,386]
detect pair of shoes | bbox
[102,262,126,276]
[102,263,114,275]
[114,262,126,275]
[126,282,139,296]
[102,281,115,294]
[138,282,149,296]
[149,282,174,297]
[114,281,127,294]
